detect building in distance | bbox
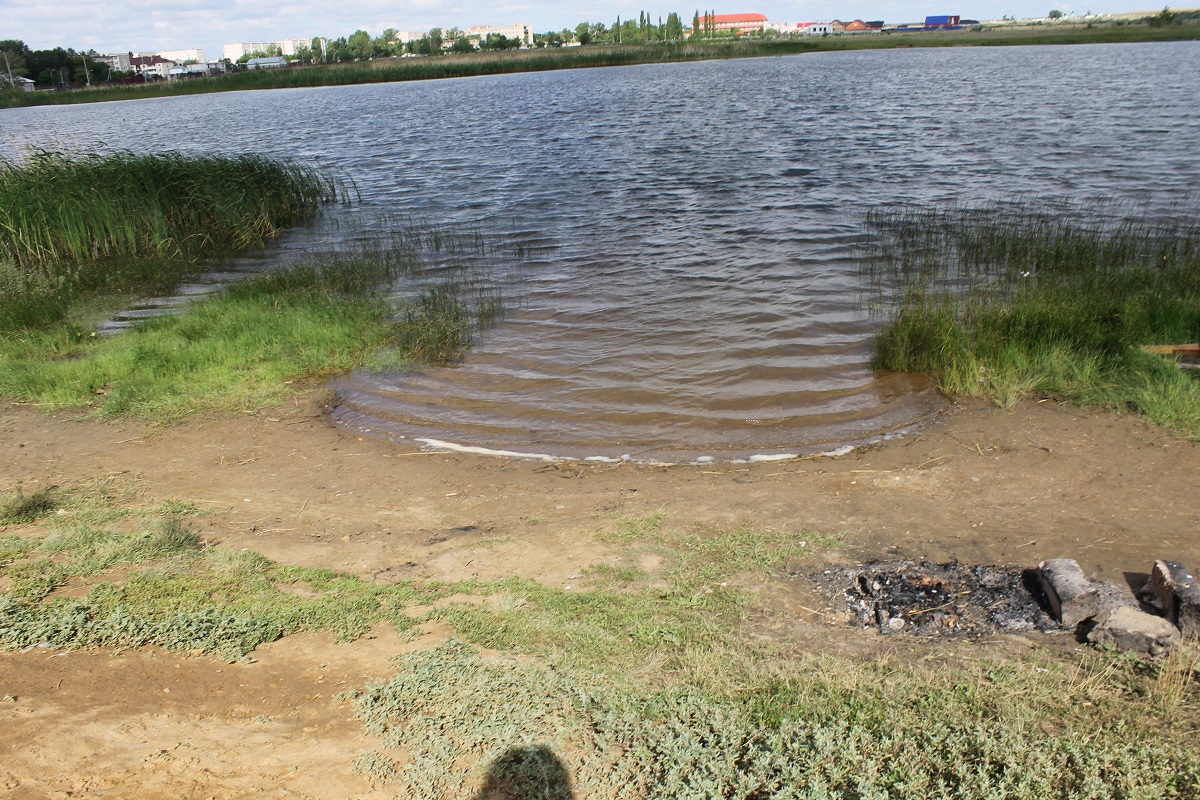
[704,13,769,34]
[130,54,172,79]
[95,52,132,72]
[244,56,288,70]
[223,39,315,61]
[465,23,534,48]
[149,48,206,64]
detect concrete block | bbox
[1141,560,1200,640]
[1093,579,1139,615]
[1039,558,1099,627]
[1087,606,1180,657]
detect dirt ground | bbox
[2,394,1198,798]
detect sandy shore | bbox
[2,396,1198,797]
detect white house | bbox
[244,56,288,70]
[223,39,316,61]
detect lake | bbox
[4,41,1198,461]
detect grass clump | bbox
[433,517,841,683]
[0,485,59,524]
[433,575,745,679]
[0,148,339,268]
[0,149,343,328]
[864,201,1200,436]
[0,507,435,660]
[601,513,840,586]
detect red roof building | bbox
[705,13,769,34]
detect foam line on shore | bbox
[414,437,861,465]
[415,438,576,461]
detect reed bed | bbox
[863,201,1200,433]
[0,149,342,327]
[1,149,340,267]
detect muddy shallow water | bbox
[5,41,1198,459]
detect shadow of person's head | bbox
[472,744,575,800]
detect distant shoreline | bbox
[2,21,1197,110]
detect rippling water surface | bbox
[5,42,1198,459]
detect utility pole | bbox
[2,50,12,88]
[81,53,91,87]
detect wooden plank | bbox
[1142,344,1200,356]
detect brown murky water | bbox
[6,42,1197,460]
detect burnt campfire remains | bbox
[817,557,1196,657]
[825,561,1058,637]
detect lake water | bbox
[4,41,1198,461]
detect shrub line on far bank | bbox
[3,23,1197,109]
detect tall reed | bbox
[863,201,1200,435]
[0,149,343,327]
[0,149,341,267]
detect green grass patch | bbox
[0,149,343,328]
[0,505,435,660]
[5,492,1200,796]
[433,576,745,680]
[864,202,1200,436]
[601,512,842,587]
[347,640,1200,799]
[0,485,59,525]
[0,232,503,419]
[422,516,844,682]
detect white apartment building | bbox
[96,52,132,72]
[224,42,272,61]
[152,48,206,64]
[275,39,311,56]
[223,39,318,61]
[466,22,533,47]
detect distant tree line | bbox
[0,8,784,87]
[272,9,758,66]
[1,39,135,88]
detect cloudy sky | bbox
[6,0,1148,63]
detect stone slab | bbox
[1141,560,1200,640]
[1039,558,1099,627]
[1086,606,1180,657]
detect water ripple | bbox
[4,42,1197,460]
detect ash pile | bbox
[819,557,1198,657]
[828,561,1058,637]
